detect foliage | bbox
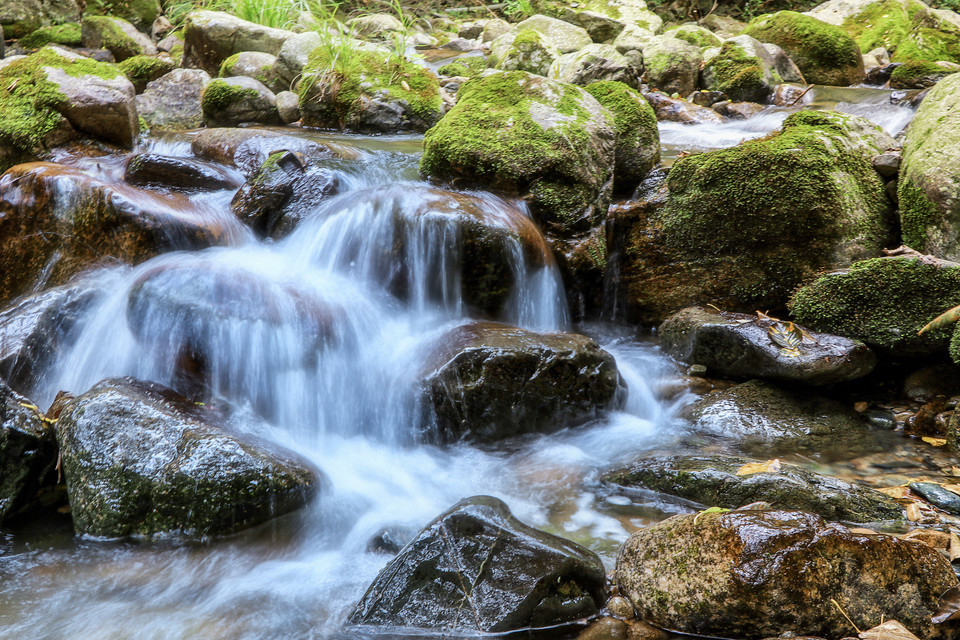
[503,0,533,19]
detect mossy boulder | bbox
[437,55,487,78]
[19,22,82,49]
[612,110,894,324]
[603,454,902,523]
[118,54,175,93]
[513,15,592,54]
[666,23,723,48]
[583,80,659,195]
[81,15,156,61]
[890,58,959,87]
[701,34,786,102]
[548,43,642,89]
[491,29,561,76]
[219,51,278,84]
[789,255,960,356]
[898,73,960,258]
[182,10,292,75]
[808,0,960,63]
[81,0,160,33]
[641,35,701,96]
[349,496,607,633]
[298,42,443,133]
[56,377,320,538]
[421,322,625,444]
[742,11,864,86]
[569,0,663,33]
[0,0,80,39]
[419,71,617,315]
[615,509,958,639]
[136,68,211,131]
[201,76,280,127]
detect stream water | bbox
[0,91,932,639]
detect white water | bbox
[0,143,682,639]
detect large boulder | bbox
[742,11,864,86]
[420,71,616,316]
[182,10,292,75]
[491,29,561,76]
[298,42,443,133]
[583,81,659,195]
[615,509,958,639]
[0,162,239,306]
[566,0,663,34]
[548,43,641,89]
[641,35,701,96]
[201,76,280,127]
[0,380,59,524]
[513,15,592,54]
[0,0,80,38]
[421,322,625,444]
[701,34,792,102]
[56,377,320,537]
[659,306,877,385]
[80,0,160,33]
[790,254,960,356]
[269,30,322,92]
[898,73,960,259]
[349,496,607,633]
[80,15,156,62]
[610,110,895,324]
[807,0,960,63]
[666,23,722,48]
[603,454,903,523]
[136,68,211,132]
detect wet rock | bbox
[137,68,211,132]
[711,100,767,119]
[0,162,236,306]
[422,322,625,444]
[56,377,320,537]
[614,111,894,324]
[125,153,242,191]
[490,29,561,77]
[904,364,960,402]
[701,35,796,103]
[790,255,960,357]
[190,127,340,177]
[231,150,339,238]
[641,90,726,124]
[513,15,592,54]
[584,81,659,196]
[80,15,156,62]
[0,380,59,524]
[641,35,701,96]
[909,482,960,514]
[684,380,868,451]
[182,10,292,75]
[549,43,641,90]
[615,509,958,639]
[349,495,606,633]
[201,76,280,127]
[867,61,899,85]
[688,90,727,107]
[742,11,864,86]
[603,454,902,523]
[117,55,176,93]
[659,306,877,385]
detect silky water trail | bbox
[0,133,687,639]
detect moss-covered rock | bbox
[136,68,211,132]
[81,0,160,33]
[56,377,320,538]
[437,55,487,78]
[201,76,279,127]
[513,14,592,54]
[549,43,641,89]
[190,127,347,176]
[603,454,902,523]
[219,50,278,85]
[0,0,80,39]
[890,58,959,87]
[81,15,156,61]
[701,34,784,102]
[118,54,175,93]
[19,22,81,49]
[790,255,960,356]
[421,322,626,443]
[667,23,723,48]
[299,41,443,133]
[491,29,561,77]
[583,80,658,194]
[569,0,663,33]
[641,35,701,96]
[743,10,864,86]
[268,31,321,93]
[612,110,894,324]
[615,509,958,639]
[182,10,292,75]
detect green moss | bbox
[438,56,487,78]
[950,323,960,365]
[82,0,160,30]
[118,55,174,92]
[841,0,920,54]
[790,256,960,355]
[19,23,82,49]
[82,15,143,61]
[892,11,960,63]
[218,53,241,77]
[743,11,863,86]
[667,24,723,48]
[890,58,959,88]
[706,40,769,102]
[201,79,259,115]
[584,80,658,192]
[898,178,939,249]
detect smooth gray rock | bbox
[137,68,211,131]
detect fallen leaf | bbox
[923,437,948,447]
[860,620,921,640]
[693,506,729,525]
[919,304,960,336]
[877,486,909,499]
[768,322,804,357]
[933,585,960,624]
[736,459,781,476]
[854,401,869,413]
[906,502,923,521]
[944,483,960,494]
[949,532,960,562]
[401,80,411,91]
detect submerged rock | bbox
[56,377,320,537]
[349,495,606,633]
[659,306,877,385]
[603,454,902,523]
[615,509,958,639]
[125,153,242,191]
[421,322,625,444]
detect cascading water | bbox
[0,137,680,639]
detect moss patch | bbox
[118,55,175,93]
[82,0,160,31]
[437,56,487,77]
[705,40,769,102]
[201,79,259,116]
[584,80,658,194]
[19,23,82,49]
[890,59,959,88]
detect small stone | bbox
[607,595,634,619]
[854,401,869,412]
[872,153,901,178]
[687,364,707,377]
[275,90,300,123]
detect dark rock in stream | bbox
[603,454,902,523]
[56,377,321,538]
[421,322,626,444]
[615,509,959,639]
[125,153,243,191]
[349,496,606,634]
[909,482,960,515]
[0,380,59,524]
[190,127,354,177]
[659,306,876,386]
